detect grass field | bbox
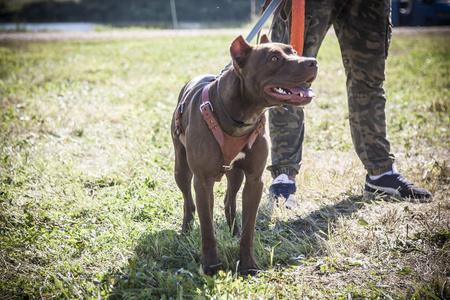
[0,29,449,299]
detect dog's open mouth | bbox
[265,84,316,105]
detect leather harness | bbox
[174,83,266,180]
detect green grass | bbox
[1,29,449,299]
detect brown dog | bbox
[171,34,317,275]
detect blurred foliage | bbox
[0,0,266,23]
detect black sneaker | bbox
[268,174,297,209]
[364,173,433,202]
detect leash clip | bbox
[199,101,213,112]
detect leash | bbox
[221,0,306,72]
[291,0,305,54]
[246,0,283,43]
[220,0,283,74]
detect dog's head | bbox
[230,34,318,107]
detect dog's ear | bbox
[260,34,271,44]
[230,35,252,67]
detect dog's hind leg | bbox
[225,168,244,236]
[173,140,195,234]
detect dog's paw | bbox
[240,267,262,277]
[202,263,223,276]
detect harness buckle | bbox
[179,102,184,113]
[199,101,213,112]
[222,165,232,170]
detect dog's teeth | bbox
[275,87,287,94]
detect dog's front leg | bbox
[239,174,263,276]
[193,176,221,275]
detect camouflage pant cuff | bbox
[268,166,299,179]
[365,164,394,176]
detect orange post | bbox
[291,0,305,55]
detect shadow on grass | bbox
[257,193,366,263]
[107,191,366,298]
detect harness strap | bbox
[201,86,225,146]
[200,84,266,178]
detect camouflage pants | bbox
[266,0,395,178]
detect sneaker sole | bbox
[364,190,433,203]
[266,194,297,210]
[284,197,297,209]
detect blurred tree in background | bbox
[0,0,266,25]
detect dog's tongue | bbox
[290,87,315,98]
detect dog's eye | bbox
[293,50,298,56]
[270,56,279,61]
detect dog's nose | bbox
[304,58,317,68]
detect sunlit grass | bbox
[0,30,449,298]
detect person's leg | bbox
[267,0,342,208]
[333,0,394,175]
[334,0,432,201]
[267,106,304,180]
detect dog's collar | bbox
[216,77,255,128]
